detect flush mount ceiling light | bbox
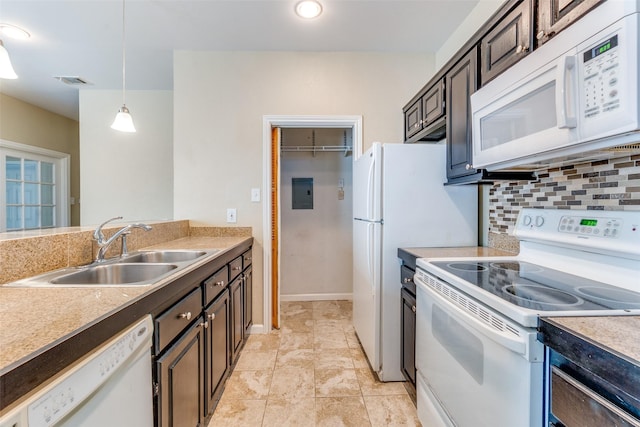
[111,0,136,133]
[295,0,323,19]
[0,24,31,40]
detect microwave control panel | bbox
[582,34,620,119]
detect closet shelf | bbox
[281,145,353,156]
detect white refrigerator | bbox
[352,142,478,381]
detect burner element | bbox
[446,263,488,272]
[577,287,640,305]
[501,284,583,307]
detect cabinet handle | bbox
[403,277,413,283]
[245,257,252,261]
[232,266,242,271]
[179,311,192,321]
[412,305,416,313]
[465,164,473,170]
[215,280,225,287]
[536,30,545,40]
[515,45,528,54]
[208,313,216,320]
[200,320,209,329]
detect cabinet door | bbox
[446,47,478,180]
[157,319,205,427]
[230,276,244,364]
[243,266,253,336]
[405,99,423,139]
[422,79,445,128]
[481,0,531,85]
[401,288,417,386]
[536,0,604,46]
[205,290,230,415]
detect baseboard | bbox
[248,324,265,334]
[280,293,353,302]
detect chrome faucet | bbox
[93,216,153,262]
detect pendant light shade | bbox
[0,40,17,79]
[111,105,136,132]
[112,0,136,132]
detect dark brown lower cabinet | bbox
[205,290,230,415]
[230,276,244,364]
[243,266,253,336]
[157,319,206,427]
[401,287,417,387]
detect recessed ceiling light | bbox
[0,24,31,40]
[295,0,323,19]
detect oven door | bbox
[415,273,543,427]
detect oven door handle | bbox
[416,277,528,357]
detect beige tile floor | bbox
[208,300,421,427]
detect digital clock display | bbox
[583,34,618,62]
[580,219,598,227]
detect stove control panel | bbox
[515,209,640,260]
[558,215,623,238]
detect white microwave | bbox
[471,1,640,171]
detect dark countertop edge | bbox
[538,317,640,401]
[0,237,252,412]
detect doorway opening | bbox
[262,116,363,331]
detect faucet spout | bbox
[93,218,153,262]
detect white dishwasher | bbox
[0,315,154,427]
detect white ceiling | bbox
[0,0,481,121]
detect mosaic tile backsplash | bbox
[488,153,640,252]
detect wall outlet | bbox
[251,188,261,202]
[226,208,237,223]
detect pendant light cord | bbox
[121,0,126,105]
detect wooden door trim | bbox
[261,115,363,333]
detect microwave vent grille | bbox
[605,143,640,151]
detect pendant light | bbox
[0,40,18,79]
[111,0,136,132]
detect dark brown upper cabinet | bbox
[536,0,605,46]
[481,0,533,85]
[404,78,446,143]
[446,47,479,181]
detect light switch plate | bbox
[251,188,261,202]
[226,208,237,223]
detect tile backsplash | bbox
[488,153,640,252]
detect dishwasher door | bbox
[0,315,154,427]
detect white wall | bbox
[79,90,173,225]
[173,51,433,328]
[435,0,504,69]
[280,129,353,300]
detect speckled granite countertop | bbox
[0,236,250,374]
[541,316,640,365]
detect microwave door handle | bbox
[555,55,577,129]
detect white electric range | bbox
[414,208,640,427]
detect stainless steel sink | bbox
[49,263,178,285]
[121,250,209,263]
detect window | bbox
[1,140,69,232]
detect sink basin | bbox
[122,250,209,264]
[50,263,178,285]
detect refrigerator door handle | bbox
[367,157,375,220]
[367,222,374,294]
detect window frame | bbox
[1,139,70,232]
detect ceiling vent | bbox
[53,76,93,86]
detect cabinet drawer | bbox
[155,287,203,353]
[229,256,243,282]
[204,266,228,306]
[401,265,416,295]
[242,250,252,269]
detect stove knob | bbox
[535,216,545,227]
[523,215,532,226]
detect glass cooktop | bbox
[429,260,640,312]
